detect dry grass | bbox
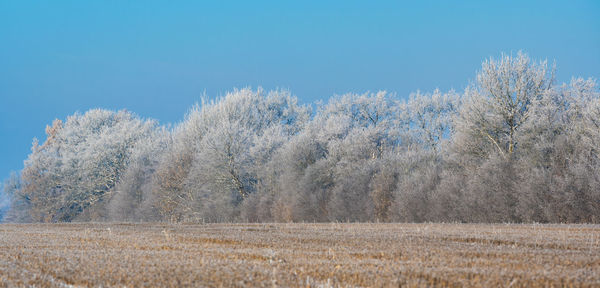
[0,223,598,287]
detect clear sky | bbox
[0,0,599,180]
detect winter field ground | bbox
[0,223,598,287]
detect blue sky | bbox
[1,0,599,180]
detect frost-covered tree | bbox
[17,109,159,222]
[152,88,309,222]
[440,52,554,222]
[455,52,553,160]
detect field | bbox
[0,223,598,287]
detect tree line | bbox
[2,52,599,223]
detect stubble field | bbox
[0,223,598,287]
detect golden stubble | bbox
[0,223,598,287]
